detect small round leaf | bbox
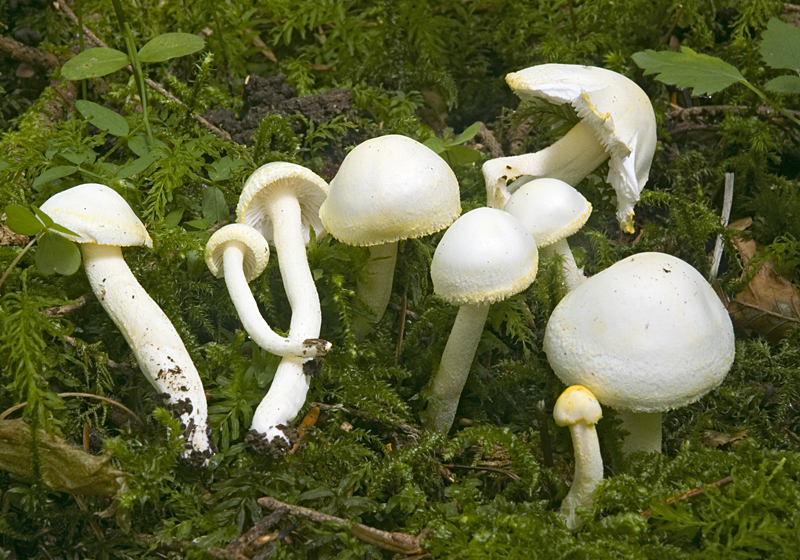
[35,232,81,276]
[4,205,43,236]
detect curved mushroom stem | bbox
[617,410,663,455]
[423,302,490,433]
[81,244,213,467]
[561,420,603,531]
[483,121,609,209]
[352,241,398,338]
[221,242,330,358]
[541,238,586,292]
[250,356,309,445]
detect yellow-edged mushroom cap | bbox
[554,385,602,427]
[205,223,270,281]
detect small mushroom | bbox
[319,135,461,335]
[504,178,591,291]
[554,385,603,532]
[205,223,330,358]
[483,64,657,233]
[543,252,735,454]
[40,183,213,467]
[423,208,538,433]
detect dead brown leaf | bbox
[726,218,800,344]
[702,429,747,447]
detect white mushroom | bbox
[483,64,657,233]
[205,224,330,358]
[543,252,735,454]
[423,208,538,433]
[504,177,591,291]
[319,135,461,335]
[236,163,328,450]
[554,385,603,532]
[40,183,213,467]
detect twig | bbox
[476,122,503,158]
[208,507,287,560]
[395,291,407,363]
[640,475,733,517]
[709,173,734,279]
[0,392,142,424]
[441,463,520,480]
[53,1,233,142]
[0,35,59,71]
[43,293,92,317]
[258,496,425,555]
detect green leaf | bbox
[30,205,55,228]
[202,187,229,223]
[442,146,483,166]
[35,232,81,275]
[760,17,800,72]
[632,47,746,96]
[4,205,43,236]
[75,100,130,137]
[127,135,168,157]
[765,75,800,94]
[163,209,184,228]
[138,33,205,63]
[207,156,246,182]
[32,166,78,187]
[453,122,481,145]
[0,160,9,172]
[61,48,129,80]
[423,137,445,154]
[116,152,161,179]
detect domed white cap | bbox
[205,223,270,281]
[431,207,538,306]
[503,178,591,247]
[543,252,734,413]
[319,135,461,246]
[506,64,657,233]
[39,183,152,247]
[237,162,328,245]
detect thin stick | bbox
[0,392,142,424]
[640,475,733,517]
[710,173,734,279]
[258,496,424,555]
[537,399,554,469]
[44,293,92,317]
[395,291,407,363]
[53,1,232,142]
[0,234,39,293]
[0,35,59,71]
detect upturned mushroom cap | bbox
[506,64,657,232]
[319,135,461,246]
[237,162,328,244]
[205,224,270,281]
[39,183,152,248]
[543,252,735,413]
[431,207,538,306]
[503,178,592,247]
[554,385,602,427]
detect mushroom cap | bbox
[319,135,461,247]
[431,207,538,306]
[205,223,270,281]
[503,178,592,247]
[506,64,657,233]
[543,252,734,413]
[237,162,328,245]
[554,385,602,427]
[39,183,152,248]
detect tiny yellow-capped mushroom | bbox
[554,385,602,427]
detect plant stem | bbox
[0,233,41,293]
[743,82,800,128]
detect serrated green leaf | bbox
[35,232,81,275]
[61,48,129,80]
[4,205,43,236]
[32,166,78,187]
[202,187,229,223]
[75,100,130,137]
[760,17,800,72]
[632,47,746,96]
[765,75,800,94]
[138,33,205,63]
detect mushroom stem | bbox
[81,243,212,466]
[541,238,585,291]
[423,302,490,433]
[617,410,663,455]
[483,121,608,209]
[561,420,603,531]
[262,184,322,338]
[250,356,309,442]
[353,241,398,337]
[221,242,329,358]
